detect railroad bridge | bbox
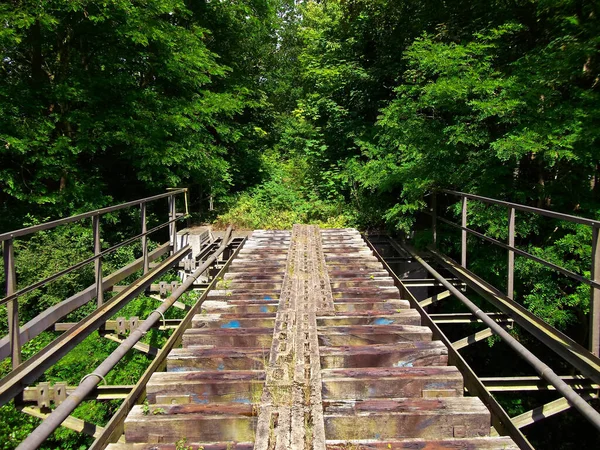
[1,189,599,449]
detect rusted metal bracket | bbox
[22,384,133,404]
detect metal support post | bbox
[140,203,148,275]
[461,196,467,268]
[168,195,177,255]
[591,226,600,356]
[93,216,103,307]
[431,192,437,248]
[3,239,21,368]
[507,207,515,299]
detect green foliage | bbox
[216,153,353,229]
[0,0,277,231]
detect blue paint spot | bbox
[263,295,272,301]
[233,398,251,404]
[373,318,394,325]
[218,363,225,371]
[260,306,269,313]
[221,320,241,329]
[191,393,209,404]
[393,361,414,368]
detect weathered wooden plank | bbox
[321,367,463,399]
[167,347,269,372]
[325,437,519,449]
[147,371,264,405]
[323,398,490,440]
[317,310,421,327]
[182,327,273,348]
[320,341,448,369]
[124,404,257,443]
[317,325,432,346]
[107,443,253,450]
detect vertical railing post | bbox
[590,225,600,356]
[168,195,177,255]
[141,202,149,274]
[3,239,22,368]
[507,207,515,299]
[431,192,437,248]
[93,215,103,307]
[461,196,468,268]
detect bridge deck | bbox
[107,226,517,449]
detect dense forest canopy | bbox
[1,0,598,230]
[1,0,600,448]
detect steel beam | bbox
[431,214,600,290]
[431,312,513,324]
[507,207,515,299]
[20,406,108,439]
[591,226,600,356]
[140,203,149,275]
[461,196,468,268]
[17,231,234,449]
[0,246,190,407]
[0,218,181,307]
[0,189,187,242]
[419,290,451,307]
[406,245,600,432]
[511,393,598,429]
[93,215,103,307]
[402,278,464,288]
[431,192,437,247]
[54,318,182,332]
[440,189,600,227]
[481,376,600,392]
[452,327,495,350]
[3,239,21,368]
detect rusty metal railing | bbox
[16,227,234,450]
[427,189,600,357]
[1,189,188,370]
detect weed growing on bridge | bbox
[175,437,194,450]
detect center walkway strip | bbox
[254,224,332,449]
